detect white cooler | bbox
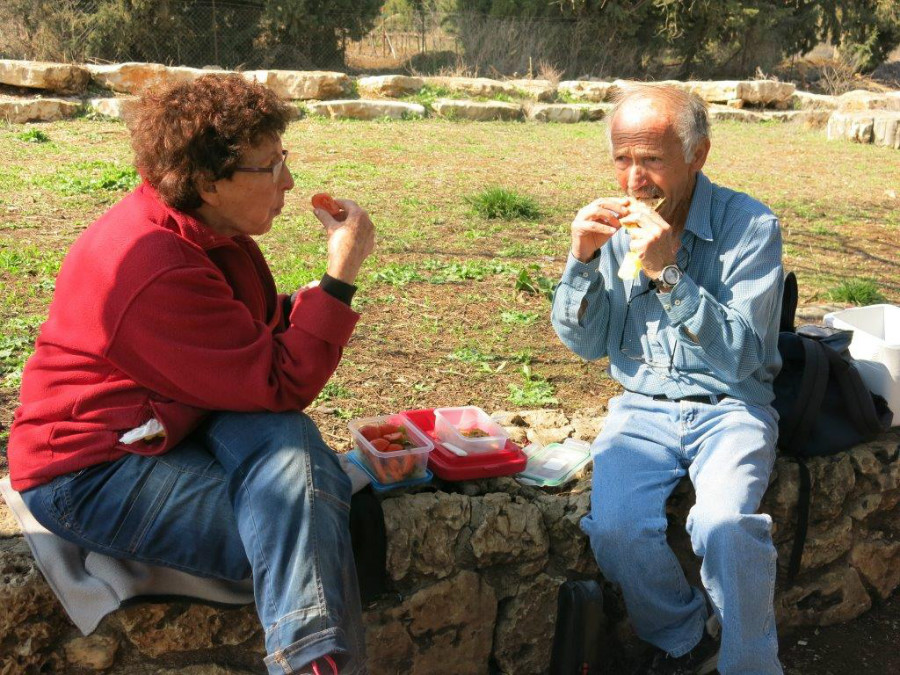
[824,304,900,426]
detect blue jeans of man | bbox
[22,411,367,675]
[580,392,782,674]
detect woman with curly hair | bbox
[7,74,373,675]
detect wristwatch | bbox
[656,265,682,293]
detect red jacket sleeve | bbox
[105,264,359,412]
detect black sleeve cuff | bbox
[319,273,357,306]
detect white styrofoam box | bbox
[825,304,900,426]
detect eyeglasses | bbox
[233,150,289,184]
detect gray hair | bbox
[607,82,710,162]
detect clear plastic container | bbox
[517,438,592,487]
[348,414,434,484]
[433,406,508,454]
[347,449,433,493]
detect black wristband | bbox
[319,273,357,306]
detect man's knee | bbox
[687,508,772,557]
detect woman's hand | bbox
[313,199,375,285]
[570,197,629,263]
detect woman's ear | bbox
[196,175,219,207]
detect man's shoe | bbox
[637,629,720,675]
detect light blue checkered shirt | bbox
[551,172,784,406]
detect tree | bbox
[254,0,385,68]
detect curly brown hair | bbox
[127,74,294,211]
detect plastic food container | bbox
[346,449,433,493]
[433,406,508,454]
[825,304,900,426]
[517,438,592,487]
[348,414,434,484]
[402,408,528,481]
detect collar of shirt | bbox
[683,172,715,243]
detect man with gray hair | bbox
[551,82,784,674]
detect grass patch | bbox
[467,187,540,220]
[514,265,556,300]
[16,129,51,143]
[501,310,540,325]
[508,364,558,407]
[37,161,139,195]
[826,279,886,305]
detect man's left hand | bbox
[620,198,680,280]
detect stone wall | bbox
[2,407,898,674]
[2,59,899,146]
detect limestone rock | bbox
[87,63,229,94]
[850,538,900,600]
[431,99,523,122]
[828,111,900,149]
[737,80,796,106]
[0,497,18,537]
[557,80,615,102]
[492,573,561,674]
[849,446,883,478]
[808,454,855,522]
[363,605,415,674]
[425,76,519,99]
[794,516,853,571]
[792,91,839,111]
[0,96,81,123]
[534,489,597,574]
[154,667,256,674]
[244,70,350,100]
[87,97,137,120]
[0,537,69,673]
[0,59,90,94]
[356,75,424,97]
[837,90,900,112]
[507,79,557,102]
[64,634,119,670]
[708,106,766,123]
[569,409,606,443]
[683,80,744,103]
[469,493,549,568]
[765,110,832,128]
[760,458,799,536]
[525,103,608,123]
[383,492,471,581]
[115,603,261,659]
[407,571,497,675]
[777,565,871,627]
[847,492,883,520]
[306,99,424,121]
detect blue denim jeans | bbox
[580,392,782,675]
[22,411,366,675]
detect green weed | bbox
[467,187,540,220]
[16,129,51,143]
[514,265,556,300]
[501,310,539,325]
[826,278,886,305]
[39,161,140,195]
[369,263,425,286]
[508,364,558,407]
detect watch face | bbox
[662,266,681,286]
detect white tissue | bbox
[119,419,166,444]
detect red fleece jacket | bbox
[8,183,359,491]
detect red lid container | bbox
[402,408,527,481]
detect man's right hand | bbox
[570,197,629,263]
[313,199,376,285]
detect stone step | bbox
[828,111,900,148]
[306,99,425,121]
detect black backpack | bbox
[549,580,608,674]
[772,272,893,581]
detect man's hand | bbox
[313,199,375,285]
[619,198,680,279]
[570,198,629,263]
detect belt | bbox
[651,393,727,405]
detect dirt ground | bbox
[779,593,899,674]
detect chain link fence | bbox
[1,1,647,79]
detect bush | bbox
[827,279,886,306]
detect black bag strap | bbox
[786,458,811,583]
[349,486,390,604]
[780,271,798,333]
[821,344,889,436]
[779,336,829,452]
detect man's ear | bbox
[690,137,711,173]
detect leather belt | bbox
[651,393,727,405]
